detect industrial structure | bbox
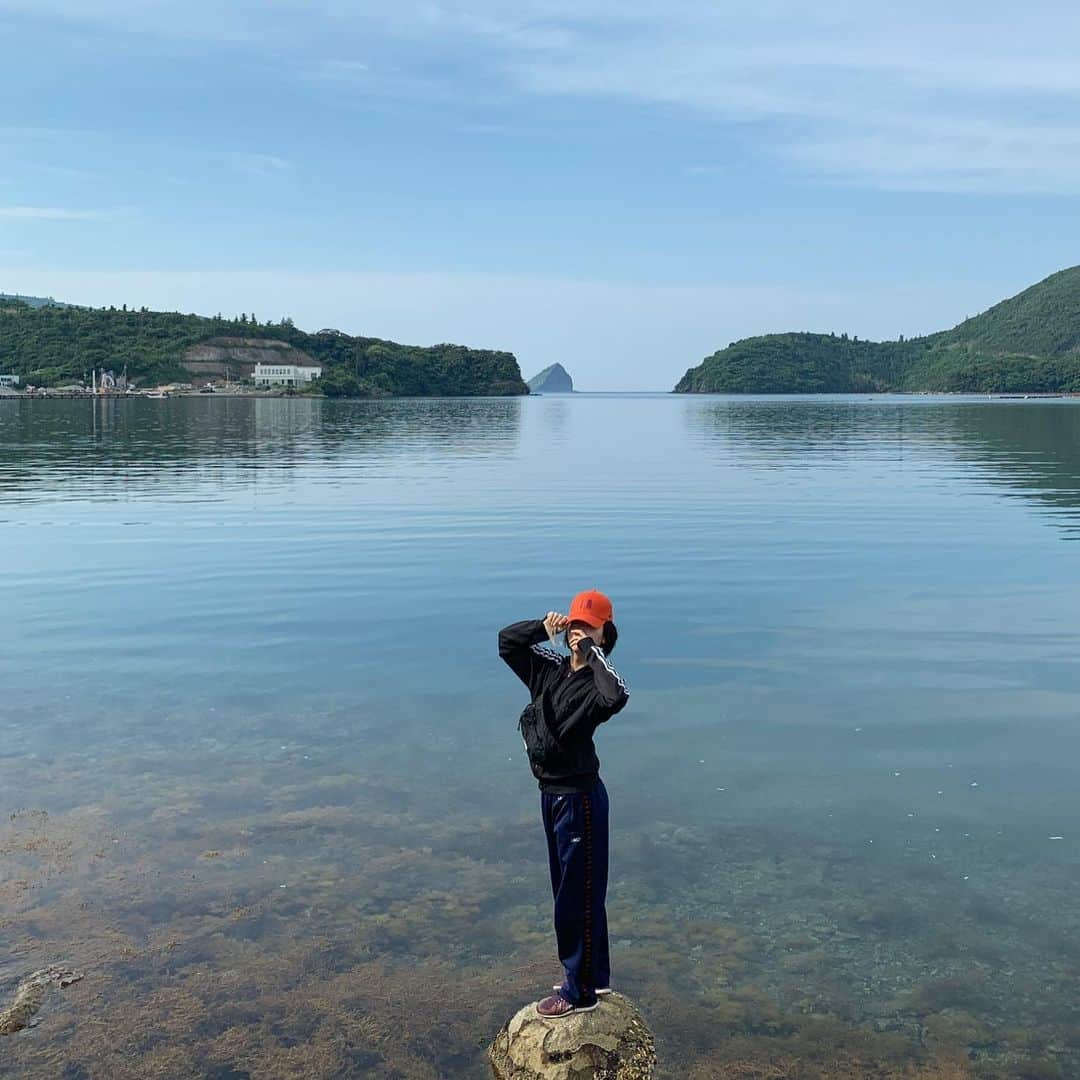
[253,363,323,387]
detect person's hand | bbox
[569,629,595,654]
[544,611,569,639]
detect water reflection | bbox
[534,396,570,437]
[949,403,1080,528]
[4,395,1080,1078]
[685,396,1080,533]
[0,396,523,503]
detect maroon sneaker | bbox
[536,992,598,1018]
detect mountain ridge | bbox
[0,299,528,397]
[675,267,1080,394]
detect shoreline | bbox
[6,389,1080,401]
[3,390,324,400]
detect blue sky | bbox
[4,2,1080,389]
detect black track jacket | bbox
[498,619,630,793]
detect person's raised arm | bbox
[575,638,630,713]
[498,611,567,697]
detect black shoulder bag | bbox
[518,690,565,772]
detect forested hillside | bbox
[0,300,528,397]
[676,267,1080,394]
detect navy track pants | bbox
[540,778,610,1007]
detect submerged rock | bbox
[489,992,655,1079]
[0,966,83,1036]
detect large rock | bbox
[527,363,574,393]
[489,993,655,1080]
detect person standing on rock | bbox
[498,589,630,1018]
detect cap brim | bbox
[569,612,607,628]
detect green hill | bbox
[0,300,528,397]
[675,266,1080,394]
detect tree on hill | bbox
[675,266,1080,395]
[0,303,529,396]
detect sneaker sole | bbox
[537,1000,599,1018]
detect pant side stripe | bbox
[582,792,593,993]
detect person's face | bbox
[567,620,604,649]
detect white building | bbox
[253,363,322,387]
[0,374,20,387]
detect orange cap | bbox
[567,589,614,629]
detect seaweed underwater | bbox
[1,705,1078,1079]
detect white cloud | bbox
[784,121,1080,195]
[229,153,291,177]
[328,1,1080,194]
[39,165,100,180]
[298,58,454,102]
[9,1,1080,192]
[0,206,103,219]
[0,0,258,41]
[488,3,1080,193]
[303,59,368,83]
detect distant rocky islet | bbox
[527,362,574,393]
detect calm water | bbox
[2,394,1080,1079]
